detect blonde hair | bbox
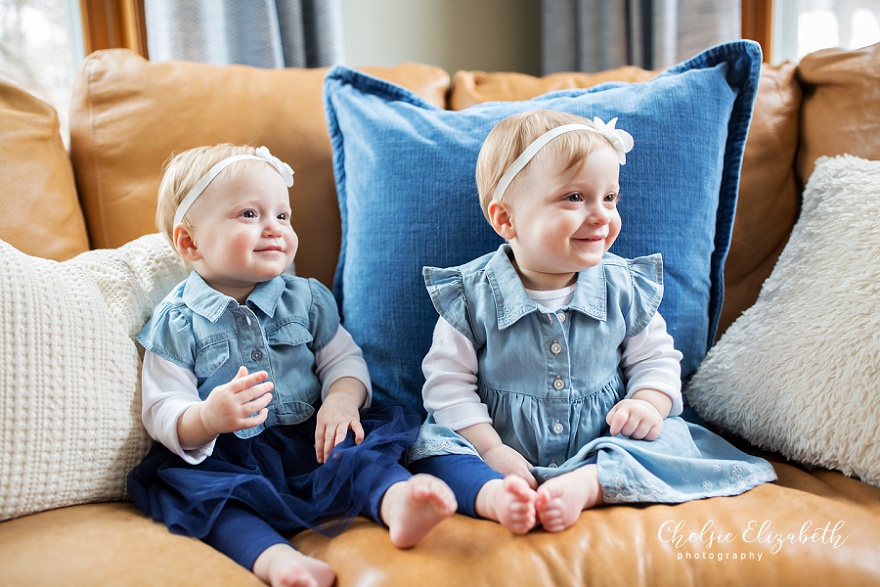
[476,110,610,221]
[155,143,258,247]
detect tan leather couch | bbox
[1,43,879,586]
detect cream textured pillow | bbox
[0,234,187,520]
[686,155,880,486]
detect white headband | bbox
[173,146,294,227]
[492,117,634,202]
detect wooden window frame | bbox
[79,0,148,58]
[742,0,774,62]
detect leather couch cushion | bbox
[293,457,880,586]
[448,66,657,109]
[721,62,801,335]
[68,50,450,286]
[0,503,254,585]
[0,81,90,260]
[796,41,880,187]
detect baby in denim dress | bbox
[406,110,776,534]
[128,144,456,587]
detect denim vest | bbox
[423,244,663,468]
[137,272,339,438]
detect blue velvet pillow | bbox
[324,41,761,412]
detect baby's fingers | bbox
[630,419,663,441]
[314,423,331,463]
[606,404,629,437]
[241,381,274,405]
[520,468,538,490]
[350,419,365,445]
[230,368,270,392]
[238,406,270,429]
[316,421,359,464]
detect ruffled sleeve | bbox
[136,301,198,371]
[624,254,664,338]
[422,265,481,347]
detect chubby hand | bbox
[606,398,665,441]
[200,366,274,436]
[482,444,538,489]
[315,378,366,464]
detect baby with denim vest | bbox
[406,110,776,534]
[127,144,456,587]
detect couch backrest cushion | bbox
[448,62,803,340]
[448,67,658,110]
[796,41,880,187]
[68,49,450,286]
[324,41,763,411]
[0,234,186,521]
[721,62,801,335]
[0,81,90,261]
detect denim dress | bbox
[127,272,418,539]
[407,245,776,504]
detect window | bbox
[772,0,880,62]
[0,0,84,143]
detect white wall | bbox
[340,0,542,75]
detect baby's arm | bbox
[314,326,370,463]
[608,312,683,440]
[141,352,272,463]
[422,318,490,427]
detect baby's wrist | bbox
[324,379,367,410]
[630,389,672,419]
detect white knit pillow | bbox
[0,234,187,521]
[687,155,880,486]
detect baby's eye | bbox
[566,193,583,202]
[242,209,257,219]
[277,212,290,222]
[604,192,620,204]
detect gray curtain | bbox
[542,0,741,73]
[145,0,344,68]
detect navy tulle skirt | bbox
[127,404,420,540]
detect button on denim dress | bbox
[407,245,776,503]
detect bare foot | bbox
[535,465,603,533]
[381,474,458,548]
[476,475,538,535]
[252,543,335,587]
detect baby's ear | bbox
[487,200,516,240]
[173,225,202,262]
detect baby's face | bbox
[503,144,621,291]
[185,161,298,300]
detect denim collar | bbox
[181,271,285,322]
[485,245,607,330]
